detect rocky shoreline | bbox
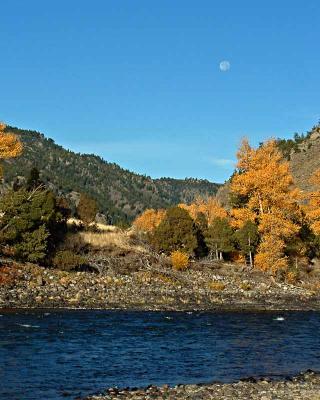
[83,371,320,400]
[1,258,320,311]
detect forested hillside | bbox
[1,126,220,223]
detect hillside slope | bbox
[1,126,220,222]
[215,124,320,206]
[285,126,320,191]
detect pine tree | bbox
[204,217,234,260]
[0,188,66,263]
[26,167,42,190]
[151,206,199,255]
[195,212,208,232]
[235,220,259,268]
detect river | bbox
[0,310,320,399]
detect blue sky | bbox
[1,0,319,183]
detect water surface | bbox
[0,310,320,400]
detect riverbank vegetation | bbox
[1,122,320,289]
[133,138,320,281]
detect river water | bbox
[0,310,320,399]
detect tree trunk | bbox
[248,234,253,268]
[219,252,223,260]
[257,192,264,215]
[215,244,219,260]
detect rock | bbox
[36,275,44,286]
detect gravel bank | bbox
[1,258,320,311]
[84,371,320,400]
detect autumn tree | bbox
[179,196,227,226]
[0,122,23,178]
[133,208,166,232]
[230,138,300,273]
[76,193,98,225]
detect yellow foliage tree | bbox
[306,168,320,235]
[0,123,23,178]
[230,207,256,229]
[230,138,300,273]
[133,208,166,232]
[179,196,227,226]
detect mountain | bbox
[278,124,320,192]
[1,126,221,223]
[215,123,320,207]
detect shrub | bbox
[286,270,299,284]
[171,250,189,270]
[76,193,98,225]
[208,280,225,291]
[240,281,252,291]
[59,233,89,254]
[14,225,50,263]
[52,250,87,271]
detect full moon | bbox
[219,60,230,72]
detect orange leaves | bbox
[258,211,299,239]
[133,209,166,232]
[205,197,228,225]
[0,123,23,158]
[230,208,256,229]
[231,138,300,273]
[0,132,23,158]
[170,250,189,270]
[231,139,297,215]
[179,196,227,226]
[0,123,23,178]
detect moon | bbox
[219,60,230,72]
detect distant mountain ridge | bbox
[1,126,221,223]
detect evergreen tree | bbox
[205,217,234,260]
[26,166,42,190]
[0,188,66,263]
[151,206,199,255]
[195,212,208,232]
[235,220,259,268]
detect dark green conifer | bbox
[205,217,234,260]
[152,206,199,255]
